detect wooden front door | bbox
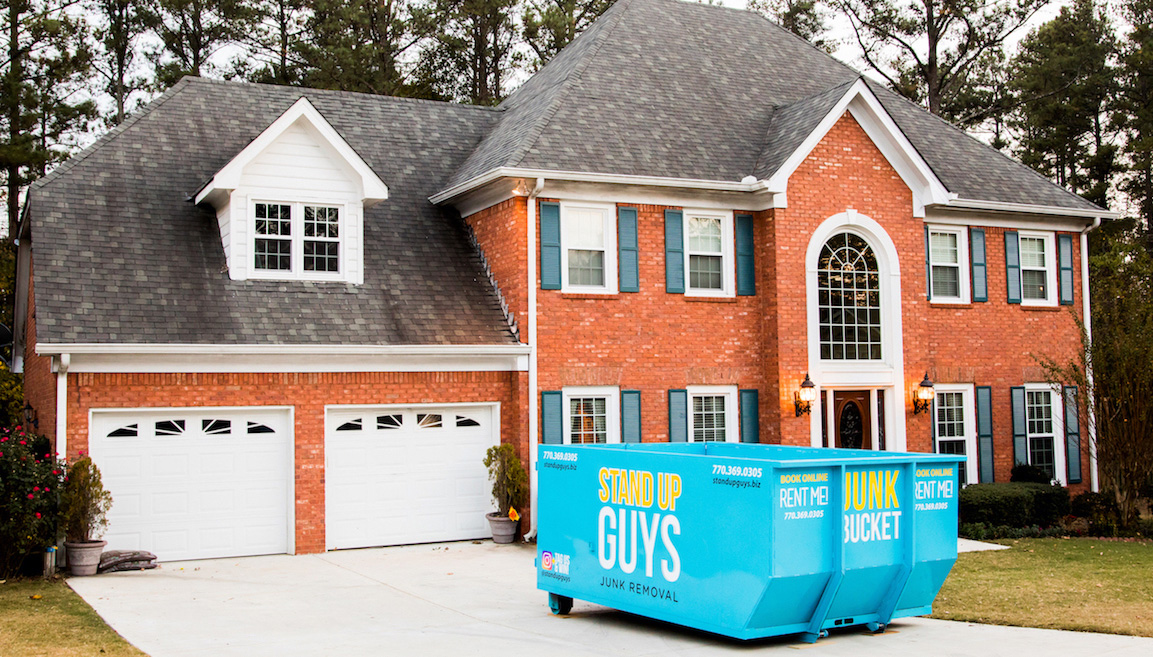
[833,390,872,450]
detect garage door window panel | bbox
[377,414,403,429]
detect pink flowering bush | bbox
[0,426,66,577]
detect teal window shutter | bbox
[665,210,684,293]
[1010,386,1027,466]
[1064,386,1082,484]
[1005,231,1021,304]
[542,390,563,444]
[970,228,988,302]
[976,386,994,482]
[739,389,759,443]
[621,390,641,443]
[540,202,561,290]
[736,214,755,296]
[1058,234,1075,305]
[668,389,687,442]
[924,225,932,301]
[618,207,640,293]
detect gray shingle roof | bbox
[450,0,1101,213]
[30,78,518,346]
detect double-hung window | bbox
[563,387,620,444]
[684,211,734,297]
[933,384,977,485]
[1025,388,1058,480]
[686,386,738,442]
[927,226,970,303]
[561,203,617,293]
[1018,232,1057,306]
[253,200,344,279]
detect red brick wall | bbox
[65,370,526,553]
[465,197,529,337]
[520,113,1089,491]
[535,200,769,443]
[22,256,57,447]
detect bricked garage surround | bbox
[15,0,1111,559]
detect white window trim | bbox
[1018,231,1058,307]
[1023,382,1067,485]
[932,383,977,485]
[560,201,618,294]
[562,386,621,445]
[249,197,350,282]
[927,225,971,304]
[686,385,739,443]
[683,209,735,298]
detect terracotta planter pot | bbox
[486,513,519,544]
[65,541,106,576]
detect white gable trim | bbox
[195,97,388,206]
[763,79,952,218]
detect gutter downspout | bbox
[1081,217,1102,492]
[525,178,545,541]
[55,354,70,460]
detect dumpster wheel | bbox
[548,593,573,615]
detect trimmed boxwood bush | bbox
[959,482,1070,529]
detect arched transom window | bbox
[818,232,882,361]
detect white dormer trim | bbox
[762,79,952,218]
[195,97,388,207]
[194,97,388,285]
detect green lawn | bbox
[932,537,1153,636]
[0,578,145,657]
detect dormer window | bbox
[253,202,342,276]
[195,97,388,285]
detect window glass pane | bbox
[1029,435,1055,480]
[304,206,339,238]
[377,414,403,429]
[937,439,967,484]
[688,217,722,253]
[303,240,339,272]
[692,395,726,442]
[567,249,605,286]
[931,265,960,298]
[1026,390,1053,435]
[818,233,882,361]
[202,419,231,435]
[247,422,275,434]
[569,397,607,444]
[336,419,362,431]
[108,424,138,437]
[255,203,291,235]
[1022,270,1047,300]
[155,420,185,436]
[1020,237,1046,268]
[565,209,605,249]
[689,254,723,289]
[417,414,443,428]
[935,392,965,438]
[930,232,958,264]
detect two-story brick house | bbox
[13,0,1111,561]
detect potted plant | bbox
[60,455,113,576]
[483,444,528,543]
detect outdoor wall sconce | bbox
[795,373,817,417]
[912,372,935,415]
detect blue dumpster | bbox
[536,443,964,642]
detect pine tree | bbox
[1120,0,1153,229]
[1009,0,1117,207]
[414,0,520,105]
[142,0,257,88]
[296,0,420,95]
[2,0,95,234]
[239,0,308,86]
[521,0,615,70]
[91,0,150,125]
[832,0,1048,118]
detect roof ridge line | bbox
[32,78,193,191]
[504,0,635,169]
[750,78,859,178]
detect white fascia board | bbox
[430,167,770,206]
[194,97,388,206]
[934,198,1117,221]
[765,79,951,217]
[38,343,529,374]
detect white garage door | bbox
[325,404,499,550]
[89,408,293,562]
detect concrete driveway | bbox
[68,541,1153,657]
